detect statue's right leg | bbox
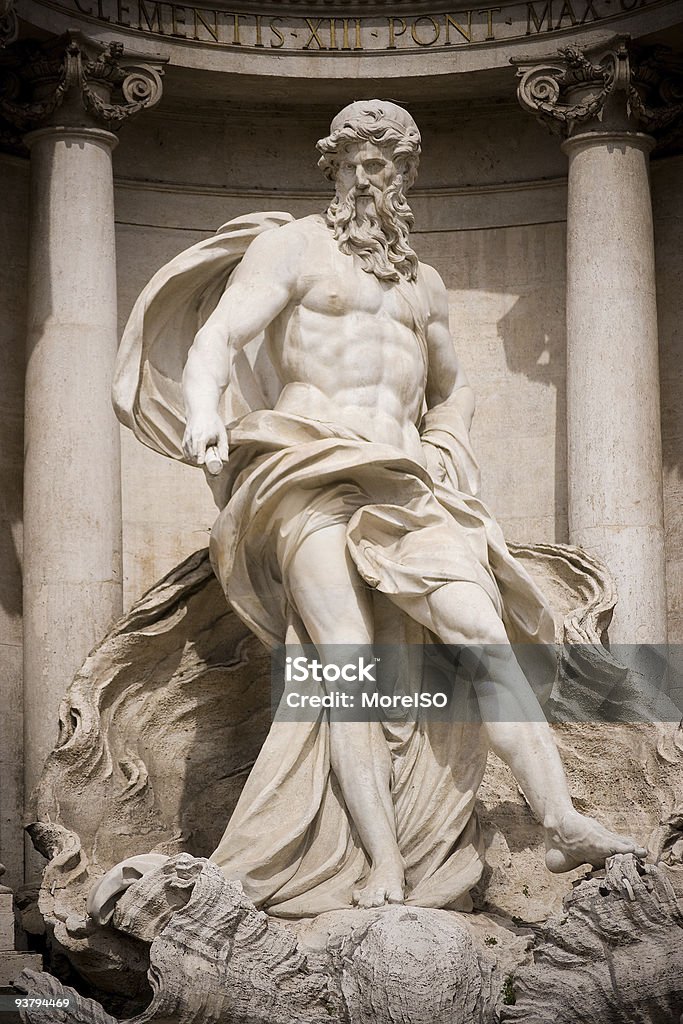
[286,522,405,907]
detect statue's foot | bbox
[353,860,405,909]
[544,811,647,873]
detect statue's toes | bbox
[353,886,389,909]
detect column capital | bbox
[0,30,164,140]
[513,35,683,149]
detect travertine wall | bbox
[116,223,217,607]
[419,220,567,546]
[653,154,683,645]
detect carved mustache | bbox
[341,183,385,204]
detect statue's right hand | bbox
[182,412,229,468]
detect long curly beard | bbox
[325,180,419,282]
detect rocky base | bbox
[501,854,683,1023]
[13,853,683,1024]
[15,854,486,1024]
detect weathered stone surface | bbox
[0,952,42,988]
[0,864,43,991]
[0,911,14,948]
[17,855,483,1024]
[476,541,683,922]
[31,548,271,873]
[327,909,484,1024]
[500,855,683,1023]
[22,549,268,999]
[15,852,683,1024]
[16,971,119,1024]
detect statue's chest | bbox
[302,262,425,333]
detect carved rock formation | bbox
[500,854,683,1023]
[14,853,683,1024]
[13,544,683,1021]
[16,855,484,1024]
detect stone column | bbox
[23,122,122,803]
[562,127,663,645]
[0,32,163,867]
[516,39,683,645]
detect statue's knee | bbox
[479,617,509,648]
[456,603,508,649]
[454,606,509,679]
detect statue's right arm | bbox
[182,226,302,465]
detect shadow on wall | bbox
[654,185,683,484]
[418,222,568,544]
[0,471,22,618]
[0,220,29,620]
[1,148,60,621]
[655,183,683,641]
[497,290,568,541]
[659,324,683,479]
[652,159,683,484]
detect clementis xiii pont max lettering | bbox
[58,0,654,51]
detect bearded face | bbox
[325,141,419,283]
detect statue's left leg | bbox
[393,582,647,873]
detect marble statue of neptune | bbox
[114,100,645,917]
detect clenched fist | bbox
[182,411,229,473]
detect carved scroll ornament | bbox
[0,0,18,49]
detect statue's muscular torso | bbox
[182,213,465,472]
[266,216,431,464]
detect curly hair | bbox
[316,102,421,191]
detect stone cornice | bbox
[17,0,683,65]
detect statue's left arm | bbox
[420,264,481,495]
[423,264,475,429]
